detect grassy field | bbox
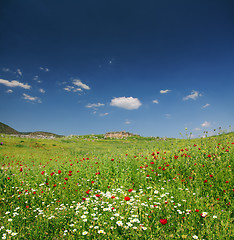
[0,133,233,239]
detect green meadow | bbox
[0,133,233,239]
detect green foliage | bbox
[0,133,233,239]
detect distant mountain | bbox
[0,122,19,134]
[0,122,62,138]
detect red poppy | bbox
[41,171,45,175]
[195,209,199,212]
[96,194,100,197]
[210,175,213,178]
[53,184,56,187]
[19,168,23,172]
[128,189,133,192]
[204,180,208,183]
[58,170,61,174]
[111,159,114,161]
[160,219,167,225]
[86,190,90,194]
[111,196,115,199]
[124,196,130,201]
[26,206,29,209]
[225,181,229,183]
[64,178,68,181]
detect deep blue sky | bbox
[0,0,233,137]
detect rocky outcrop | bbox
[104,131,138,139]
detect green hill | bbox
[0,122,63,138]
[0,122,19,134]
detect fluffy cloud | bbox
[202,103,210,109]
[125,120,131,124]
[99,113,109,117]
[40,67,50,72]
[6,89,13,93]
[73,79,90,90]
[86,103,104,108]
[201,121,211,127]
[33,75,41,83]
[160,89,170,94]
[64,79,90,93]
[110,97,142,110]
[39,88,45,93]
[17,69,22,76]
[152,99,159,104]
[194,127,201,131]
[23,93,41,103]
[2,68,10,72]
[0,79,31,89]
[183,90,202,101]
[164,113,171,119]
[64,86,82,92]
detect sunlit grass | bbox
[0,133,233,239]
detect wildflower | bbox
[98,230,105,234]
[201,212,207,218]
[82,231,88,235]
[213,215,217,218]
[192,236,199,239]
[116,221,123,226]
[124,196,130,201]
[160,219,167,225]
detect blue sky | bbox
[0,0,233,137]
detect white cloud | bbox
[2,68,10,72]
[152,99,159,104]
[33,75,41,83]
[160,89,171,94]
[99,113,109,117]
[86,103,104,108]
[202,103,210,109]
[164,113,171,119]
[17,69,22,76]
[183,90,202,101]
[64,79,90,93]
[39,88,45,93]
[73,79,90,90]
[201,121,211,127]
[64,86,82,92]
[0,79,31,89]
[194,127,201,131]
[40,67,49,72]
[6,89,13,93]
[23,93,41,103]
[110,97,142,110]
[125,120,131,124]
[64,86,73,92]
